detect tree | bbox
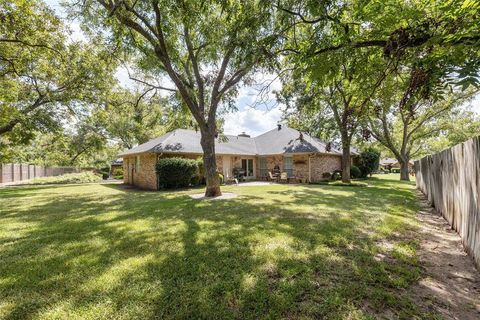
[378,106,480,160]
[357,148,380,178]
[92,87,193,150]
[76,0,279,196]
[0,0,114,145]
[278,0,480,87]
[0,120,113,168]
[366,65,478,180]
[281,49,392,182]
[277,0,479,182]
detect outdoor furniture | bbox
[268,171,279,182]
[280,172,288,183]
[233,168,246,182]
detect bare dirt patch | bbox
[189,192,237,200]
[411,191,480,319]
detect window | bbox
[283,156,293,177]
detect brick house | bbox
[119,125,357,190]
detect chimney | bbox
[238,132,250,138]
[277,124,282,130]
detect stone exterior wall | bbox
[309,154,342,182]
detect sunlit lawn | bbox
[0,174,431,319]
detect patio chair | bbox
[280,172,288,183]
[268,171,278,182]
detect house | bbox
[380,158,414,171]
[110,159,123,173]
[119,125,358,190]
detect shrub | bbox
[350,165,361,179]
[391,168,401,173]
[102,172,109,180]
[357,148,380,178]
[219,173,224,185]
[112,168,123,176]
[196,157,205,175]
[28,172,100,185]
[194,157,206,185]
[322,172,332,180]
[190,175,200,186]
[156,157,198,189]
[100,166,110,173]
[332,170,342,181]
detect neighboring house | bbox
[110,159,123,173]
[119,125,358,190]
[380,158,414,171]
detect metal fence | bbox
[0,164,80,184]
[415,136,480,268]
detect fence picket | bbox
[415,136,480,268]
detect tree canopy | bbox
[0,0,115,150]
[74,0,281,196]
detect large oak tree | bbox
[76,0,279,196]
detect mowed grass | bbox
[0,174,431,319]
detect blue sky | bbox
[45,0,480,137]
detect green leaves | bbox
[0,0,116,146]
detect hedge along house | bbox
[119,125,357,190]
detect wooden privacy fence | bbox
[0,164,80,184]
[415,136,480,268]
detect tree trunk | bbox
[200,128,221,197]
[399,158,410,181]
[341,140,351,183]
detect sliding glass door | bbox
[241,158,254,177]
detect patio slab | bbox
[235,181,279,187]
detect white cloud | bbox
[223,72,285,136]
[223,106,283,137]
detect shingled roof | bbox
[118,126,353,157]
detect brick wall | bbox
[123,153,158,190]
[256,155,283,178]
[255,154,341,182]
[293,155,308,181]
[310,154,342,182]
[121,152,343,189]
[123,153,226,190]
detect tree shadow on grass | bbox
[0,180,427,319]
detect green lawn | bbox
[0,175,433,319]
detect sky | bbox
[45,0,480,137]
